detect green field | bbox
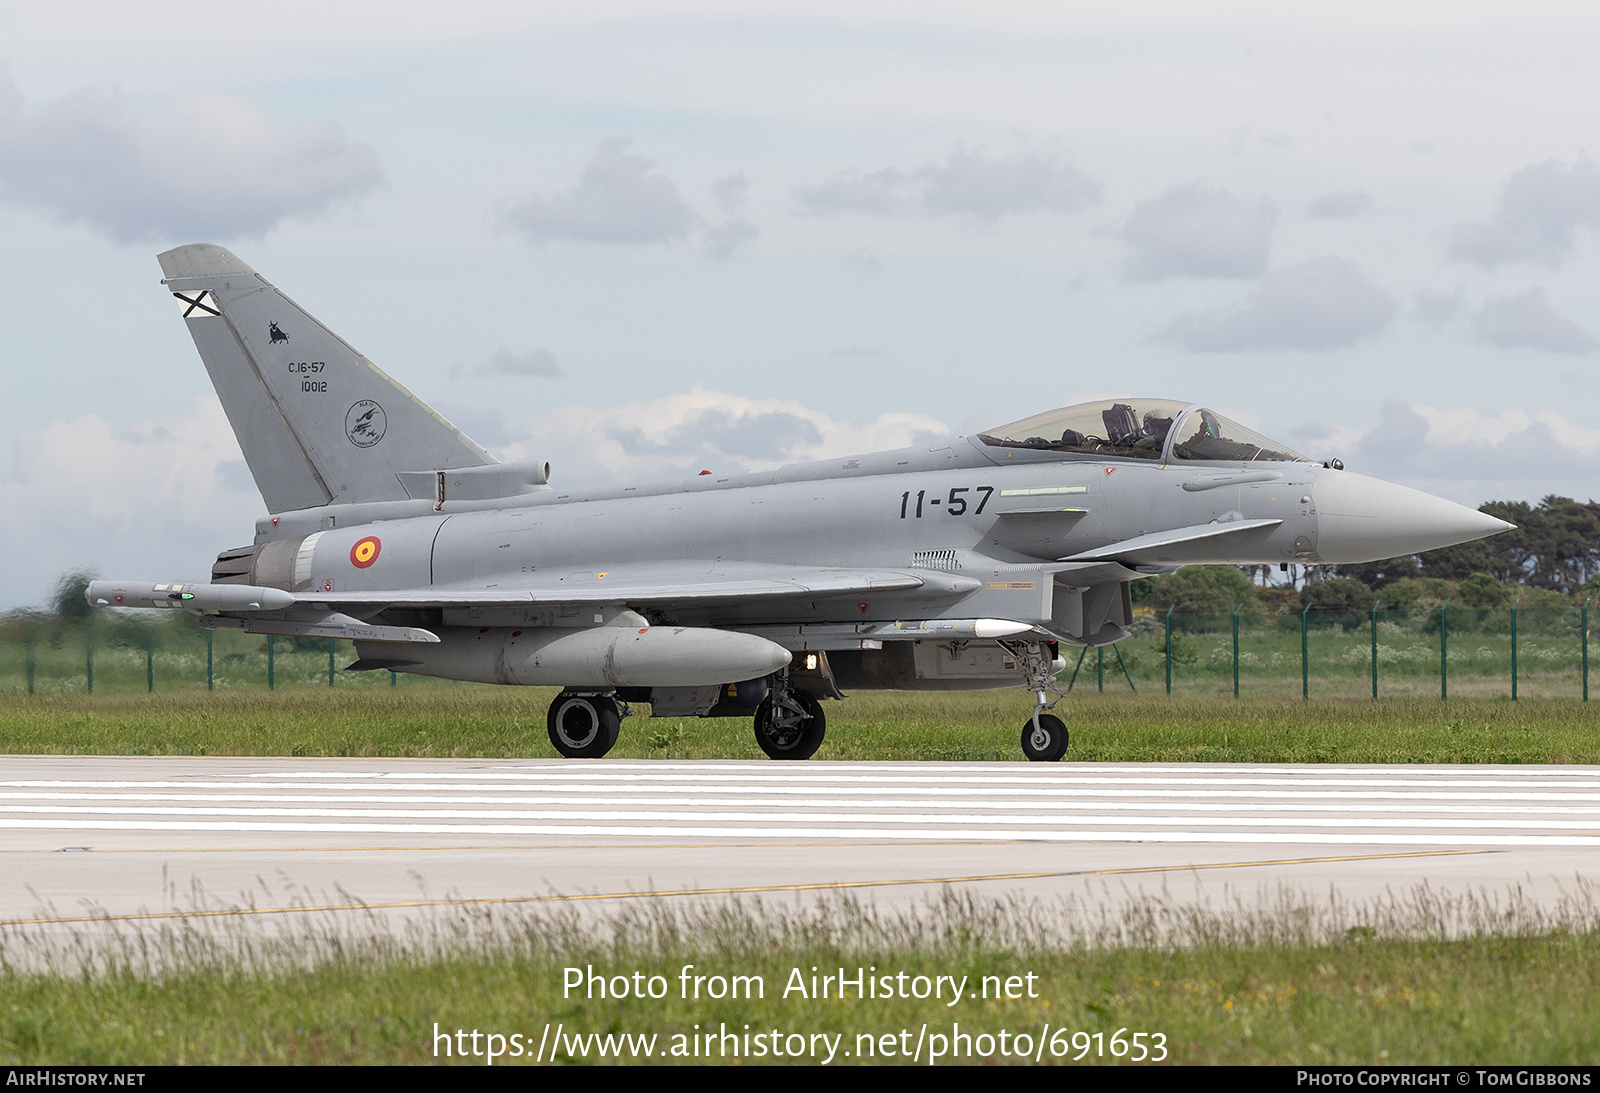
[4,631,1597,1067]
[4,888,1599,1065]
[0,684,1593,761]
[0,687,1596,763]
[3,601,1591,703]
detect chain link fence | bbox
[1071,602,1592,699]
[0,612,412,695]
[0,603,1591,700]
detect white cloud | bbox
[711,172,751,214]
[1306,190,1371,219]
[1333,401,1600,505]
[500,137,757,257]
[703,217,760,258]
[460,346,565,379]
[1161,256,1396,352]
[1411,287,1464,327]
[0,69,384,243]
[500,137,700,246]
[1409,405,1534,448]
[1120,184,1275,279]
[1446,155,1600,268]
[797,166,904,216]
[796,148,1098,221]
[0,396,264,608]
[1535,412,1600,458]
[918,148,1099,220]
[1292,422,1372,460]
[504,386,948,486]
[1472,289,1599,354]
[1402,403,1600,458]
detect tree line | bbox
[1138,496,1600,619]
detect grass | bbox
[0,688,1596,763]
[4,885,1600,1065]
[3,663,1597,1065]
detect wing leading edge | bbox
[307,563,959,609]
[91,564,968,616]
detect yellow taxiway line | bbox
[1,848,1488,927]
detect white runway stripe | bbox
[2,816,1598,847]
[7,780,1600,799]
[8,802,1600,831]
[4,792,1600,817]
[6,762,1600,847]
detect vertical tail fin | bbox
[158,244,494,513]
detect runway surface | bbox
[3,755,1598,932]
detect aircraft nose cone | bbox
[1312,470,1514,563]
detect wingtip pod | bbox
[157,244,259,282]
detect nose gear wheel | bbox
[1021,712,1069,762]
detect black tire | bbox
[547,693,622,758]
[1020,713,1069,762]
[753,691,826,760]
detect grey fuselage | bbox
[115,244,1512,701]
[245,431,1323,644]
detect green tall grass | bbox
[0,689,1595,763]
[4,885,1599,1065]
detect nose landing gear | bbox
[1010,640,1070,762]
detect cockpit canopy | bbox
[977,399,1310,463]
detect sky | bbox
[2,2,1598,608]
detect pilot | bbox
[1141,413,1174,448]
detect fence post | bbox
[267,634,275,691]
[1113,644,1137,693]
[86,624,93,696]
[1232,603,1243,698]
[1584,597,1590,703]
[146,631,154,694]
[1066,646,1088,692]
[390,670,396,687]
[1164,604,1174,695]
[328,638,336,687]
[1440,598,1450,701]
[1511,596,1521,701]
[1096,645,1104,692]
[1301,602,1311,700]
[206,629,214,692]
[1371,599,1383,700]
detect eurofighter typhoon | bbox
[87,245,1513,761]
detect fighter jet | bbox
[87,245,1513,761]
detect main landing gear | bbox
[546,692,626,758]
[752,674,826,760]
